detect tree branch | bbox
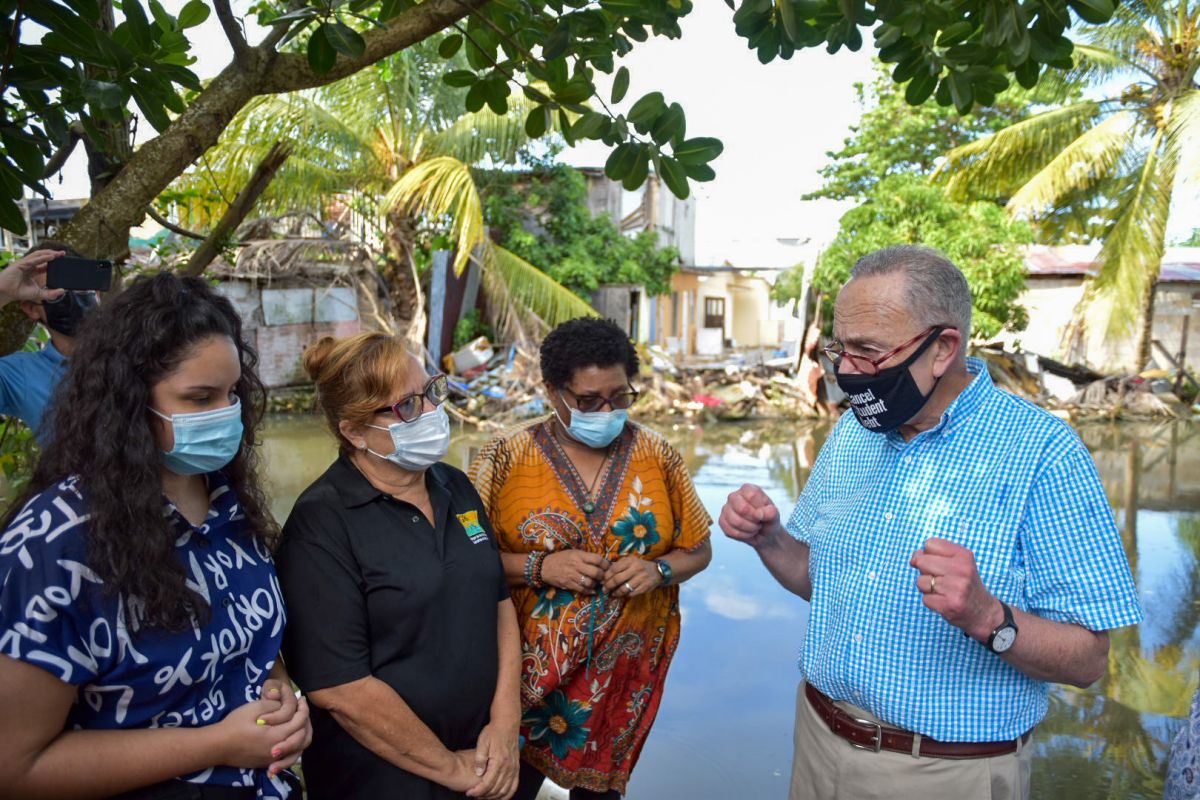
[42,123,84,178]
[182,141,291,277]
[260,0,489,93]
[213,0,250,59]
[145,205,206,240]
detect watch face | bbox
[992,626,1017,653]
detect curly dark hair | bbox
[2,271,276,631]
[540,317,639,387]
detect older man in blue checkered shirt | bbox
[720,245,1142,800]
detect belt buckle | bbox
[848,716,883,753]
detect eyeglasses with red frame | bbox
[822,326,948,376]
[374,374,450,423]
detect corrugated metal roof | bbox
[1025,244,1200,283]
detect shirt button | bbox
[411,515,420,524]
[883,512,893,522]
[222,596,234,608]
[903,455,913,464]
[854,633,864,643]
[196,537,210,548]
[867,571,877,581]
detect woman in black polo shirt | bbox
[276,332,521,800]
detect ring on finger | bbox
[579,574,590,587]
[930,575,938,594]
[624,581,633,594]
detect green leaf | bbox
[682,161,716,182]
[904,70,937,105]
[605,142,639,181]
[0,196,27,235]
[270,7,318,25]
[0,130,44,178]
[672,136,723,165]
[552,77,593,105]
[439,34,463,58]
[626,91,665,127]
[1066,0,1115,25]
[177,0,210,29]
[622,144,650,190]
[443,70,477,88]
[379,0,415,21]
[120,0,155,52]
[611,65,630,104]
[658,155,689,199]
[465,81,487,113]
[543,23,570,60]
[61,0,101,22]
[571,111,610,141]
[307,25,337,73]
[650,102,684,145]
[325,21,366,57]
[525,106,550,138]
[82,79,125,108]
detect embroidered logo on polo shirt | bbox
[457,510,488,544]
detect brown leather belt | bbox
[805,683,1031,760]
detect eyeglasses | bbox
[374,374,450,422]
[559,386,640,413]
[823,326,948,376]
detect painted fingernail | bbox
[272,747,282,758]
[257,719,267,726]
[268,687,280,697]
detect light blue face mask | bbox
[150,398,244,476]
[556,394,628,449]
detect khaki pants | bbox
[789,682,1033,800]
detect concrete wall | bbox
[998,277,1200,373]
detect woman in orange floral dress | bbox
[469,318,712,800]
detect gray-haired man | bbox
[720,245,1141,799]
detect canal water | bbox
[261,415,1199,800]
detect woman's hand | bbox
[207,697,285,769]
[0,249,65,306]
[603,556,661,597]
[466,721,520,800]
[541,550,610,595]
[255,680,312,778]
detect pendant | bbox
[582,500,596,515]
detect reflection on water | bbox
[261,416,1200,800]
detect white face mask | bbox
[365,405,451,471]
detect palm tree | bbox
[934,2,1200,371]
[165,40,593,341]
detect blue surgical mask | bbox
[556,396,628,449]
[366,405,451,471]
[150,398,244,475]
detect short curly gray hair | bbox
[849,245,972,338]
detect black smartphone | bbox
[46,256,113,291]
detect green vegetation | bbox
[478,164,679,301]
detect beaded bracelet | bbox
[531,550,548,589]
[525,550,548,588]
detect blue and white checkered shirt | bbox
[786,357,1142,742]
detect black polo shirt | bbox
[276,454,509,800]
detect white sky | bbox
[42,1,1196,263]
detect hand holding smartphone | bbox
[46,256,113,291]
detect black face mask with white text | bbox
[835,329,943,433]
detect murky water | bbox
[261,416,1200,800]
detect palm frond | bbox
[478,244,597,335]
[383,156,485,275]
[1083,127,1178,337]
[934,101,1106,200]
[424,90,561,166]
[1007,111,1137,216]
[1167,88,1200,188]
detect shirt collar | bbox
[329,451,450,509]
[41,340,67,365]
[885,356,992,447]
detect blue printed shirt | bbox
[786,358,1142,742]
[0,340,67,445]
[0,473,291,797]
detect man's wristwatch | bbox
[654,559,673,586]
[987,601,1019,653]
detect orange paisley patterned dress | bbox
[468,419,711,794]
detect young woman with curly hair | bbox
[0,272,310,799]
